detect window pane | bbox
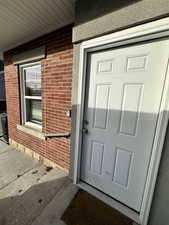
[26,99,42,124]
[24,65,41,96]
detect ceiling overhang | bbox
[0,0,74,52]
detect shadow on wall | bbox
[148,122,169,225]
[72,106,165,178]
[72,106,169,225]
[75,0,143,25]
[70,105,169,225]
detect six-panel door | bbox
[81,39,169,211]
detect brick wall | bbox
[4,25,73,170]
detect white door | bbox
[81,39,169,211]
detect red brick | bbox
[4,24,73,171]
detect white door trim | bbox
[73,17,169,225]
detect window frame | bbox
[19,61,42,130]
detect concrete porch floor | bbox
[0,140,135,225]
[0,140,78,225]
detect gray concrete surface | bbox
[148,123,169,225]
[73,0,169,43]
[0,141,78,225]
[32,181,78,225]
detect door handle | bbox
[84,120,89,124]
[82,128,88,134]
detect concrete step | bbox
[31,181,78,225]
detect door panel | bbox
[119,84,143,136]
[113,148,132,188]
[90,141,104,175]
[93,84,111,129]
[81,39,169,211]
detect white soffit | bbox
[0,0,74,51]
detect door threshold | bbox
[77,181,140,224]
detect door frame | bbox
[73,17,169,225]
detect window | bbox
[20,62,42,129]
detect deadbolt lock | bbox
[82,128,88,134]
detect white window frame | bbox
[73,17,169,225]
[19,61,42,130]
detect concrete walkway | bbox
[0,141,78,225]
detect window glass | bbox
[24,65,41,96]
[26,99,42,124]
[20,62,42,127]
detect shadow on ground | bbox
[0,175,68,225]
[62,190,132,225]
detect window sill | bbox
[17,124,45,140]
[24,121,42,131]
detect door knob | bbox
[82,128,88,134]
